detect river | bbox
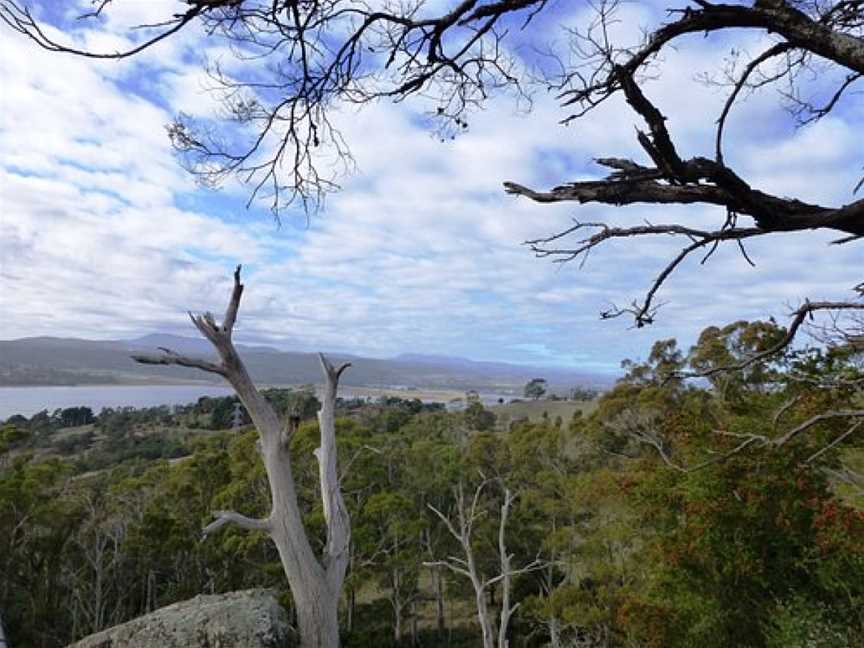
[0,384,235,419]
[0,383,519,420]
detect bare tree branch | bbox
[805,420,864,463]
[131,347,226,376]
[715,43,794,164]
[774,410,864,447]
[0,0,207,59]
[202,509,270,538]
[129,266,350,647]
[426,479,543,648]
[676,301,864,380]
[315,352,352,588]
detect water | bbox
[0,384,235,419]
[0,384,516,420]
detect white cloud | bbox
[1,1,861,373]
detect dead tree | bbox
[426,481,541,648]
[133,266,350,648]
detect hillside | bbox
[0,335,614,392]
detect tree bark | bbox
[133,266,350,648]
[474,578,496,648]
[547,617,562,648]
[346,547,355,635]
[410,599,418,646]
[0,610,8,648]
[497,489,516,648]
[434,566,446,636]
[392,568,403,643]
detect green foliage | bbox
[464,401,496,432]
[765,597,856,648]
[0,455,78,646]
[523,378,547,400]
[3,318,864,647]
[0,422,29,455]
[619,449,864,647]
[689,320,787,401]
[54,406,96,427]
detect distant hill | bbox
[0,335,614,391]
[128,334,281,355]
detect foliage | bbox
[1,319,863,646]
[523,378,547,401]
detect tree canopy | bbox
[2,316,863,646]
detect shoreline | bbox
[0,380,224,389]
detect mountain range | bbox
[0,335,614,392]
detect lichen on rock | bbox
[67,589,294,648]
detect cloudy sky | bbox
[1,0,861,374]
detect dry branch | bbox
[130,266,349,648]
[202,510,270,538]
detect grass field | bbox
[491,398,597,429]
[334,385,468,404]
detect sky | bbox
[1,0,861,374]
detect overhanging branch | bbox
[524,220,767,326]
[676,301,864,380]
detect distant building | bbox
[446,398,466,412]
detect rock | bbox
[68,589,294,648]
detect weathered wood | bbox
[132,267,350,648]
[426,481,542,648]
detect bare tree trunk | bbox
[422,527,447,638]
[0,610,8,648]
[434,567,446,637]
[70,494,128,638]
[473,575,496,648]
[547,617,562,648]
[426,481,495,648]
[292,577,341,648]
[392,568,403,643]
[133,266,350,648]
[426,482,540,648]
[346,547,355,635]
[497,489,517,648]
[394,608,403,644]
[146,570,156,613]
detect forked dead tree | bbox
[132,266,350,648]
[426,481,541,648]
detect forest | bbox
[2,0,864,646]
[2,318,863,647]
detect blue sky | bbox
[1,0,861,374]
